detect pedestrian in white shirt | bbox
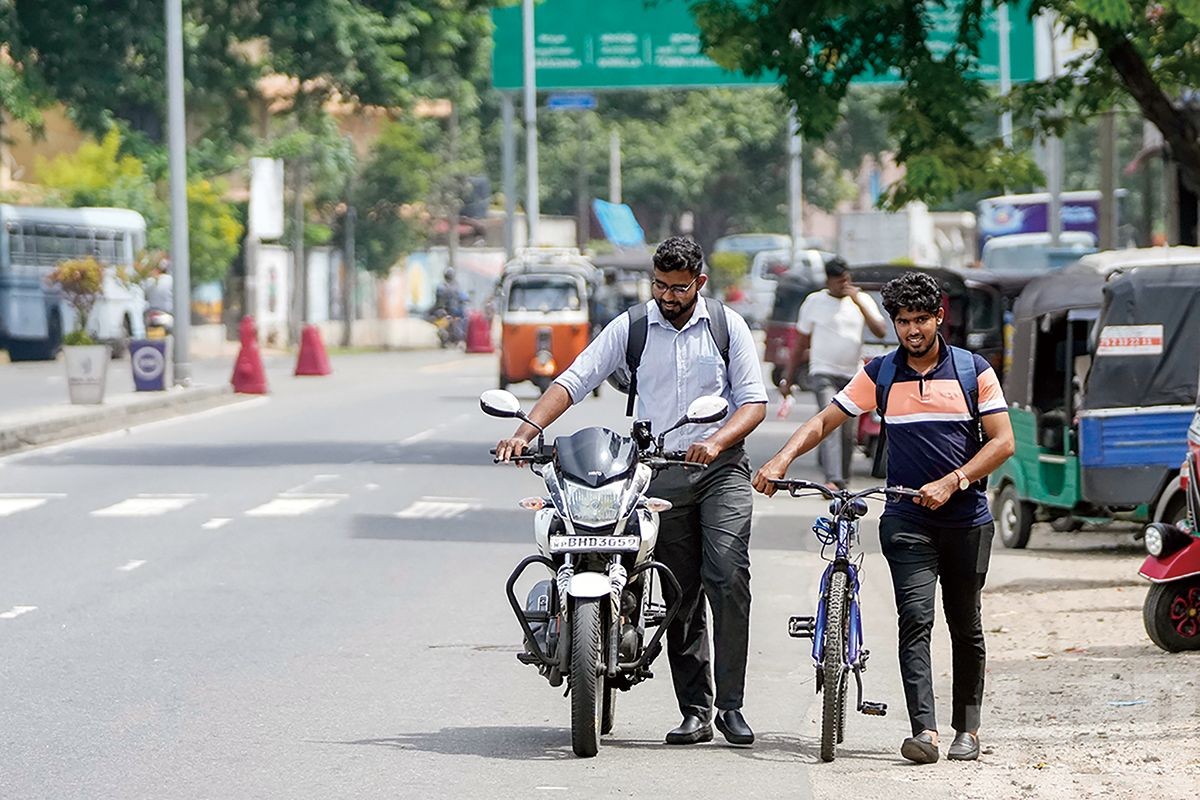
[786,258,887,489]
[494,236,768,747]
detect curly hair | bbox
[652,236,704,277]
[880,271,942,319]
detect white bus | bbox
[0,205,148,360]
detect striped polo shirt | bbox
[832,337,1008,527]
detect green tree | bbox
[351,118,437,273]
[187,179,244,285]
[692,0,1200,206]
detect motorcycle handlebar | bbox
[489,447,554,465]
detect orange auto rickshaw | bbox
[497,249,598,394]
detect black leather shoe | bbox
[665,714,713,745]
[900,731,940,764]
[947,731,979,761]
[714,709,755,745]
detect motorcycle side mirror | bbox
[479,389,522,418]
[479,389,545,435]
[685,395,729,425]
[655,395,730,447]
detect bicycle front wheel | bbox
[820,569,849,762]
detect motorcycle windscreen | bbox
[554,427,637,488]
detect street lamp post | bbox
[165,0,191,386]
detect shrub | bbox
[47,257,104,345]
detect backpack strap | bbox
[949,345,982,443]
[705,298,731,367]
[624,303,649,417]
[874,349,900,421]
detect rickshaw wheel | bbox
[994,483,1034,549]
[1144,578,1200,652]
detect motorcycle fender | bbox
[1139,538,1200,583]
[533,508,557,556]
[568,571,612,598]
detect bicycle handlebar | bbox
[767,479,921,501]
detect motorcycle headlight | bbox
[562,482,625,527]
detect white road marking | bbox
[752,497,834,518]
[201,517,232,530]
[395,498,481,520]
[0,493,64,516]
[117,560,147,572]
[245,494,347,517]
[399,429,436,446]
[0,606,37,619]
[284,473,341,494]
[92,494,201,517]
[365,483,380,491]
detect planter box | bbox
[63,344,111,404]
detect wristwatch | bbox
[953,469,970,491]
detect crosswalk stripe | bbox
[0,494,63,516]
[245,494,347,517]
[395,499,481,520]
[92,494,201,517]
[0,606,37,620]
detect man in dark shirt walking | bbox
[753,271,1015,764]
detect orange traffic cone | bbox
[295,324,332,376]
[464,310,494,353]
[231,316,268,394]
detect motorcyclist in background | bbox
[432,268,468,345]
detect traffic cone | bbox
[231,316,268,394]
[464,310,494,353]
[295,324,332,376]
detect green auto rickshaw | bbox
[992,247,1200,548]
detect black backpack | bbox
[607,299,731,417]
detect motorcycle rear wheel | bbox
[570,598,604,757]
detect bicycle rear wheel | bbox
[820,570,849,762]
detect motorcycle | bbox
[1140,450,1200,652]
[144,308,174,339]
[428,307,465,348]
[480,389,729,757]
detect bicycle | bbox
[768,479,922,762]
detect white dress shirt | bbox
[555,297,768,452]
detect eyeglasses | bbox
[652,277,699,296]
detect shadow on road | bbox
[20,441,494,468]
[328,726,577,761]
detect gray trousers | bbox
[649,447,753,719]
[811,372,855,487]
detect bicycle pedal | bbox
[516,652,540,665]
[788,615,816,638]
[859,701,887,716]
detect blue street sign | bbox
[546,92,597,111]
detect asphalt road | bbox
[0,350,932,799]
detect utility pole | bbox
[290,156,307,345]
[341,204,356,347]
[165,0,191,386]
[1099,110,1118,249]
[787,105,804,264]
[448,95,460,272]
[609,128,621,204]
[501,93,517,258]
[522,0,540,246]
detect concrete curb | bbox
[0,384,247,455]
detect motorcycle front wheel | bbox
[570,597,604,757]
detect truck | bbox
[836,203,940,266]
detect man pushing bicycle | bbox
[753,271,1015,764]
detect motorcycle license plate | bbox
[548,535,640,553]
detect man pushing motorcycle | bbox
[495,236,768,746]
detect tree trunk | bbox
[1095,25,1200,195]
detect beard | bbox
[656,292,698,322]
[901,334,936,358]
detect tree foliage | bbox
[693,0,1200,206]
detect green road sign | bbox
[492,0,1036,91]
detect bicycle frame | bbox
[811,515,865,671]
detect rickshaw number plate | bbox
[549,535,640,553]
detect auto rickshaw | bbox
[991,247,1200,548]
[497,249,598,394]
[821,265,1033,457]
